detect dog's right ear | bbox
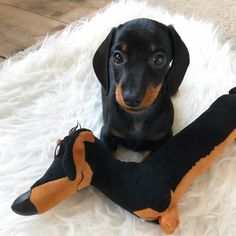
[93,28,116,95]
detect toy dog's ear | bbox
[63,140,77,181]
[63,131,95,181]
[166,25,190,96]
[93,28,116,95]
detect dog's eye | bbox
[113,51,124,64]
[152,52,166,68]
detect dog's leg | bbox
[142,151,152,161]
[100,126,118,152]
[142,130,173,161]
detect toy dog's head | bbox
[11,126,96,215]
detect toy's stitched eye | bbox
[113,51,124,64]
[152,52,166,68]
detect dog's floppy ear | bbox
[166,25,190,96]
[93,28,116,95]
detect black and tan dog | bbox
[12,89,236,234]
[93,18,190,152]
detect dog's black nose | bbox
[123,95,142,107]
[11,190,38,215]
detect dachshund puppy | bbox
[93,18,190,152]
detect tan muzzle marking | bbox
[115,83,162,112]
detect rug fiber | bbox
[0,1,236,235]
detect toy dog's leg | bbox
[158,127,236,233]
[159,200,180,234]
[134,193,179,234]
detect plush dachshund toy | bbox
[12,89,236,234]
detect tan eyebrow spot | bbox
[121,43,128,52]
[150,43,157,53]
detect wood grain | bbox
[0,3,66,58]
[0,0,111,23]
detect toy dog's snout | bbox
[11,128,95,215]
[11,190,37,215]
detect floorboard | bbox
[0,0,111,23]
[0,2,66,57]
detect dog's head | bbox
[93,18,189,112]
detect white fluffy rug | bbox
[1,1,236,235]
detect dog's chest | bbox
[128,116,152,139]
[132,120,144,133]
[125,122,146,149]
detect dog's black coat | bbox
[93,18,190,152]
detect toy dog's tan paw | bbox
[159,205,180,234]
[159,214,179,234]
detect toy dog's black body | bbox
[87,90,236,214]
[93,18,190,152]
[12,90,236,234]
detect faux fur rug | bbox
[1,1,236,235]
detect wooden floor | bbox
[1,0,235,62]
[0,0,111,60]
